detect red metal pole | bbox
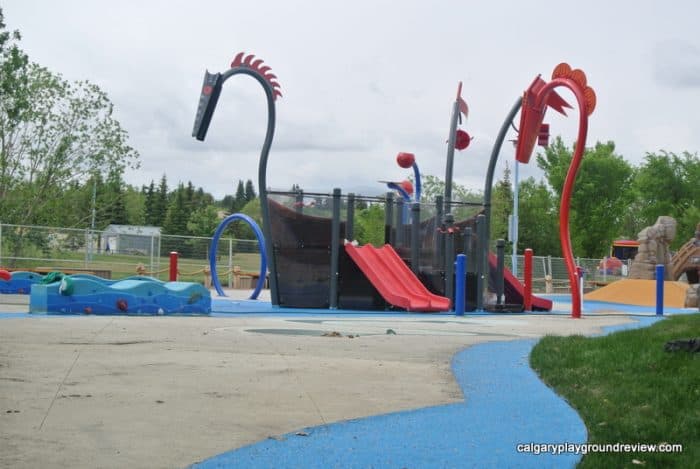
[535,78,588,319]
[169,251,178,281]
[524,248,533,311]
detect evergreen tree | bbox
[102,169,128,225]
[233,180,246,211]
[144,180,156,224]
[163,183,189,235]
[245,179,256,201]
[185,181,195,209]
[151,174,169,227]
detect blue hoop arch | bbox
[209,213,268,299]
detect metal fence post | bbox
[329,188,341,309]
[149,235,155,275]
[411,202,420,275]
[444,213,455,307]
[228,238,233,288]
[84,228,89,268]
[496,239,505,305]
[0,223,3,266]
[295,189,304,214]
[384,192,394,245]
[475,214,486,311]
[395,198,404,247]
[346,193,355,241]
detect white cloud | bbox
[4,0,700,199]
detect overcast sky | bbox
[4,0,700,199]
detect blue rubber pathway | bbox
[192,315,667,468]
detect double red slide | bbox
[344,243,450,312]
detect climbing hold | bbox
[59,277,74,296]
[116,299,128,312]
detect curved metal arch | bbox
[209,213,268,300]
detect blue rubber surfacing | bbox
[192,341,582,468]
[191,314,674,468]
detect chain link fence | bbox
[0,223,261,286]
[1,223,629,293]
[505,254,631,293]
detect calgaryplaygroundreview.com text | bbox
[516,442,683,455]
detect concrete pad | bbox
[584,279,689,307]
[0,293,637,469]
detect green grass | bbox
[530,314,700,468]
[4,250,262,283]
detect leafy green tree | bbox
[186,205,219,237]
[124,186,145,225]
[0,64,139,225]
[517,177,561,256]
[0,12,139,241]
[536,138,633,257]
[630,151,700,248]
[418,174,482,204]
[354,203,385,245]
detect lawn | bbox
[530,314,700,467]
[3,250,262,284]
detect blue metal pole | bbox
[656,264,664,316]
[412,162,422,203]
[455,254,466,316]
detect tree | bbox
[233,179,246,212]
[536,138,633,257]
[186,205,219,237]
[517,177,560,256]
[418,174,482,205]
[630,151,700,248]
[244,179,256,201]
[354,203,385,245]
[491,163,513,250]
[0,64,139,226]
[143,180,156,224]
[149,174,168,226]
[100,168,128,226]
[163,183,189,235]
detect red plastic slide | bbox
[487,252,552,311]
[345,243,450,312]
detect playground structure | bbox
[0,270,43,294]
[1,268,211,315]
[586,219,700,308]
[193,54,601,315]
[28,273,210,315]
